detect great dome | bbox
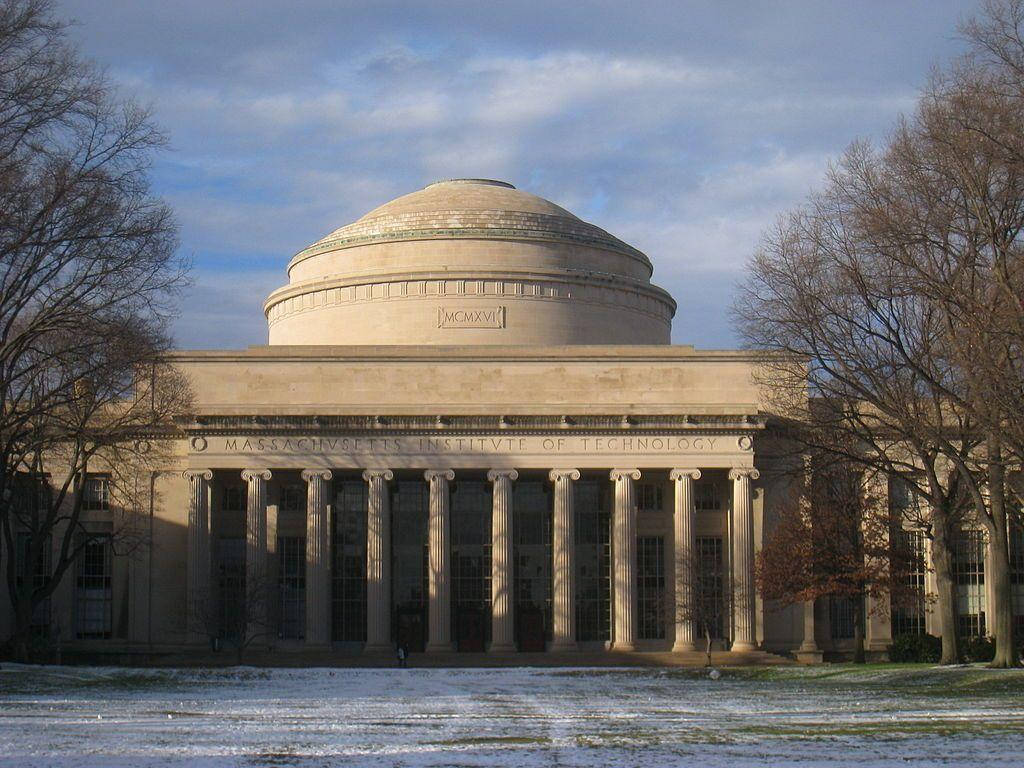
[264,179,676,345]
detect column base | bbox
[612,642,637,652]
[867,639,892,652]
[489,642,517,653]
[731,641,758,653]
[363,642,394,653]
[549,640,578,652]
[425,642,455,653]
[672,640,697,653]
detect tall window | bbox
[16,533,51,635]
[278,536,305,640]
[575,480,611,641]
[81,475,110,511]
[332,480,367,642]
[828,596,855,640]
[450,480,492,647]
[215,537,245,641]
[695,536,725,639]
[892,528,927,636]
[1011,524,1024,642]
[513,480,552,644]
[952,529,987,638]
[392,480,428,651]
[694,482,721,512]
[637,536,665,640]
[636,483,663,513]
[75,536,111,639]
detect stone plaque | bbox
[438,305,506,329]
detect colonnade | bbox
[184,465,762,652]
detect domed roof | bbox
[265,178,676,346]
[290,179,650,274]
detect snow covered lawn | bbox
[0,665,1021,766]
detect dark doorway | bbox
[456,607,486,651]
[518,607,546,652]
[396,606,426,653]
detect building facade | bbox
[3,178,1018,660]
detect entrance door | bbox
[518,607,546,652]
[457,607,485,651]
[396,607,425,653]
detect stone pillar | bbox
[729,468,759,652]
[488,469,519,652]
[669,468,701,652]
[425,469,455,652]
[864,473,892,652]
[796,599,823,663]
[550,469,581,651]
[610,469,641,651]
[301,469,333,646]
[364,469,394,652]
[242,468,272,643]
[184,469,213,645]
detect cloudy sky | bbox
[57,0,982,349]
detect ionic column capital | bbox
[610,468,642,482]
[362,469,394,482]
[487,468,519,483]
[669,468,702,482]
[183,469,213,482]
[301,468,334,483]
[241,468,272,482]
[424,469,455,483]
[548,468,581,482]
[728,467,760,481]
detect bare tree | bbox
[188,566,276,665]
[674,544,732,667]
[0,0,190,661]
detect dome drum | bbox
[264,179,677,346]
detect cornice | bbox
[173,413,768,435]
[168,344,784,365]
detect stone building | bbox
[3,178,1014,661]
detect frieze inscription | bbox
[438,305,506,329]
[207,434,730,455]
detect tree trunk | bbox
[985,441,1019,668]
[853,592,866,664]
[930,513,960,664]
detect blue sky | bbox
[57,0,982,349]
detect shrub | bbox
[890,633,942,663]
[960,635,996,663]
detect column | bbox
[425,469,455,652]
[796,599,823,663]
[864,473,892,651]
[301,469,332,646]
[550,469,581,651]
[488,469,519,652]
[184,469,213,644]
[364,469,394,651]
[669,468,701,652]
[729,467,759,652]
[242,469,272,643]
[610,469,641,651]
